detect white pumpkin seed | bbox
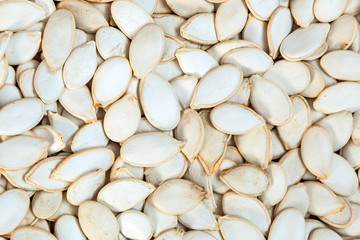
[190,64,243,109]
[58,0,108,33]
[117,210,153,240]
[301,126,333,179]
[111,0,153,39]
[54,215,87,240]
[332,203,360,237]
[278,148,306,186]
[242,13,269,52]
[289,0,314,28]
[327,14,357,51]
[32,191,62,219]
[130,23,165,79]
[162,35,186,63]
[210,103,265,135]
[95,26,130,59]
[78,201,119,240]
[11,226,57,240]
[42,9,75,71]
[0,84,22,108]
[51,147,114,182]
[0,189,30,234]
[319,197,354,229]
[18,69,36,98]
[268,208,305,240]
[154,228,184,240]
[220,164,270,196]
[97,178,155,212]
[152,179,205,215]
[180,13,218,45]
[0,0,45,31]
[245,0,280,20]
[275,183,310,216]
[218,215,265,240]
[178,201,218,230]
[215,0,248,41]
[165,0,214,18]
[313,0,348,22]
[71,120,108,152]
[183,230,217,240]
[222,47,273,77]
[0,135,48,170]
[170,75,198,109]
[140,72,181,130]
[66,169,105,206]
[304,181,345,216]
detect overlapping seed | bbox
[0,0,359,239]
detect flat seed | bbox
[18,69,36,98]
[250,75,292,126]
[95,26,130,59]
[278,148,306,186]
[235,125,272,169]
[54,215,87,240]
[301,126,333,179]
[268,208,305,240]
[165,0,214,18]
[66,169,105,206]
[154,228,184,240]
[332,203,360,237]
[144,194,178,237]
[11,226,57,240]
[267,7,292,59]
[299,62,325,98]
[140,72,181,131]
[0,135,48,170]
[222,47,273,77]
[161,35,186,63]
[313,0,348,22]
[42,9,75,71]
[0,167,39,191]
[277,95,311,150]
[309,228,342,240]
[275,183,310,216]
[258,162,287,208]
[289,0,314,27]
[0,189,30,235]
[5,31,41,66]
[341,139,360,169]
[210,103,265,135]
[97,178,155,212]
[198,110,230,174]
[190,64,243,109]
[245,0,280,20]
[321,154,358,197]
[178,201,218,230]
[220,164,270,196]
[304,181,345,216]
[117,210,153,240]
[152,179,205,215]
[34,60,64,104]
[222,192,271,235]
[175,108,204,162]
[314,82,360,114]
[59,86,97,123]
[320,50,360,81]
[218,215,265,240]
[51,147,114,182]
[215,0,248,41]
[130,23,165,79]
[0,85,21,108]
[319,197,354,228]
[71,120,108,152]
[78,201,119,240]
[180,13,218,45]
[111,0,153,39]
[120,132,184,167]
[280,23,330,61]
[170,75,198,109]
[242,14,269,52]
[25,156,70,192]
[0,0,45,31]
[31,191,62,219]
[58,0,108,33]
[327,14,357,51]
[176,48,219,79]
[183,231,217,240]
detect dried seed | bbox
[31,191,62,219]
[219,215,265,240]
[95,26,130,59]
[313,0,348,22]
[165,0,214,18]
[71,120,108,152]
[117,210,153,240]
[11,226,57,240]
[268,208,305,240]
[54,215,87,240]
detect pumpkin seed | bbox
[275,183,310,216]
[218,215,265,240]
[268,208,305,240]
[313,0,348,22]
[278,148,306,186]
[71,120,108,152]
[289,0,314,27]
[331,203,360,237]
[165,0,214,18]
[0,84,22,108]
[319,197,355,229]
[170,75,198,109]
[78,201,119,240]
[54,215,87,240]
[32,191,62,219]
[11,226,57,240]
[242,13,269,52]
[95,26,130,59]
[117,210,153,240]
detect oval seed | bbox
[268,208,305,240]
[54,215,87,240]
[165,0,214,18]
[117,210,153,240]
[95,26,130,59]
[140,72,181,131]
[0,98,44,136]
[130,23,165,79]
[31,191,62,219]
[220,164,270,196]
[245,0,280,20]
[11,226,57,240]
[0,189,30,235]
[275,183,310,216]
[97,178,155,212]
[120,132,184,167]
[289,0,314,27]
[78,201,119,240]
[152,179,205,215]
[210,103,265,135]
[0,0,45,31]
[301,126,333,179]
[42,9,75,71]
[219,215,265,240]
[111,0,153,39]
[313,0,348,22]
[190,64,243,109]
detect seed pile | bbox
[0,0,359,239]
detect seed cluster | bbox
[0,0,360,239]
